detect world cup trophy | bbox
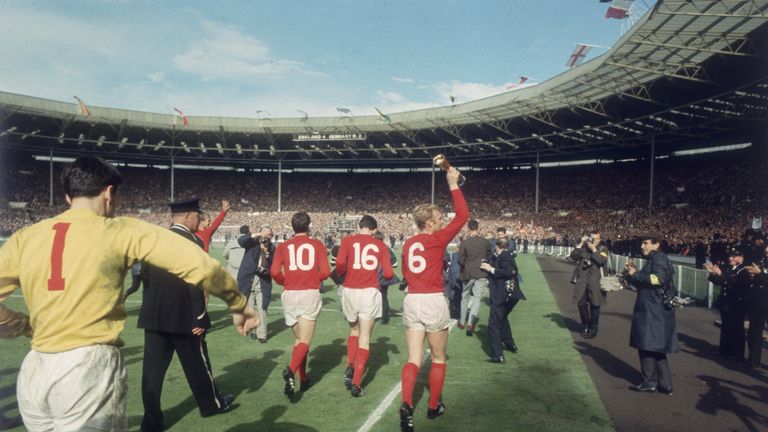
[432,154,466,186]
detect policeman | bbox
[746,240,768,368]
[138,198,235,431]
[569,230,609,339]
[706,248,750,360]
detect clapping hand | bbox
[704,262,721,276]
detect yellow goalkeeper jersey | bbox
[0,208,246,353]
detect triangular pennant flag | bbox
[73,95,91,116]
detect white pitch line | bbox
[357,319,457,432]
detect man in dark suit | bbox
[138,198,235,431]
[570,230,609,339]
[481,237,526,363]
[237,225,276,342]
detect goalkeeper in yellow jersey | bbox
[0,156,260,432]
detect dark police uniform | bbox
[570,241,609,338]
[138,198,231,431]
[486,249,526,361]
[628,235,678,393]
[746,252,768,367]
[709,251,750,360]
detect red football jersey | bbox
[336,233,395,289]
[402,189,469,294]
[270,234,331,291]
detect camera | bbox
[256,265,269,278]
[259,237,271,246]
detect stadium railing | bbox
[530,245,716,308]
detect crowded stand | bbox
[1,151,765,255]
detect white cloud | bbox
[391,77,415,83]
[431,80,509,103]
[174,21,327,80]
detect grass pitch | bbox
[0,250,613,431]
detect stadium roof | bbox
[1,0,767,169]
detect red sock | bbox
[352,348,369,386]
[346,336,359,367]
[401,362,419,407]
[298,354,308,383]
[289,342,309,374]
[428,363,447,409]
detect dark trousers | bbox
[719,305,746,359]
[747,308,767,366]
[380,285,390,324]
[638,350,672,389]
[141,330,223,431]
[488,286,518,359]
[577,292,601,329]
[450,283,462,320]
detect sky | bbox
[0,0,653,119]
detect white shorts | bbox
[341,287,382,322]
[403,293,451,333]
[17,344,127,432]
[281,289,323,327]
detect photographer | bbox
[481,236,526,363]
[569,230,609,339]
[626,232,678,395]
[237,225,276,343]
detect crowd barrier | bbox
[529,245,716,308]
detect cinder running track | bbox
[537,255,768,432]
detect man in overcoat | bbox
[626,232,678,395]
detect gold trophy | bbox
[433,154,466,186]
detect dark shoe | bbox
[201,394,235,417]
[486,356,505,364]
[456,322,465,330]
[250,332,258,340]
[580,325,590,338]
[657,386,673,395]
[258,338,267,344]
[344,365,354,390]
[629,383,657,393]
[584,327,597,339]
[351,384,365,397]
[504,342,518,353]
[282,366,295,398]
[300,378,311,392]
[399,403,414,432]
[427,402,445,419]
[466,324,474,337]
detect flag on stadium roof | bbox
[336,107,352,115]
[506,76,529,90]
[173,107,189,126]
[73,95,90,116]
[599,0,612,3]
[375,107,392,124]
[565,44,592,68]
[450,95,456,105]
[296,109,309,121]
[605,0,633,19]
